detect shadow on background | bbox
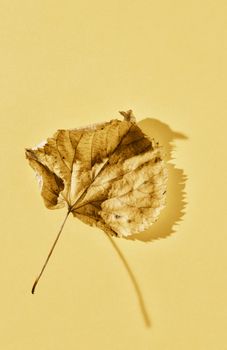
[127,117,188,242]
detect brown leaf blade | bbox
[26,110,168,237]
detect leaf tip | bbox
[119,110,136,123]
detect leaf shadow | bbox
[126,117,188,242]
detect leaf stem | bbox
[31,210,70,294]
[104,233,151,327]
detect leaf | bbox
[26,110,168,237]
[26,109,167,317]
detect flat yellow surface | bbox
[0,1,226,349]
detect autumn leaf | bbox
[25,110,167,325]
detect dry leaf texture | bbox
[26,110,168,237]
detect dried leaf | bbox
[26,110,168,237]
[26,110,168,309]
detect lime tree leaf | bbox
[26,109,168,320]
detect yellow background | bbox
[1,1,226,349]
